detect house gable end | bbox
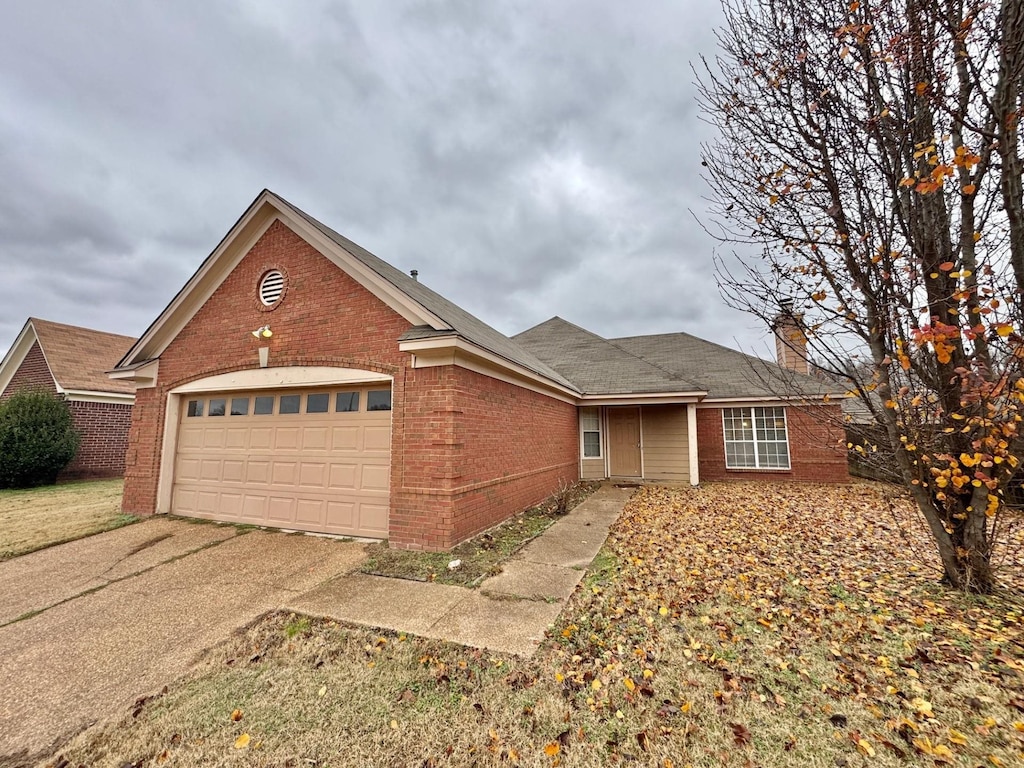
[115,190,449,371]
[0,321,58,397]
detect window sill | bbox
[724,466,792,472]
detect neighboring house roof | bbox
[0,318,137,398]
[512,317,704,395]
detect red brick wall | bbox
[697,404,849,483]
[1,342,56,398]
[123,219,579,550]
[60,401,133,480]
[390,366,579,550]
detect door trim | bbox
[608,406,643,478]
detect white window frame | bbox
[579,407,602,459]
[722,406,791,470]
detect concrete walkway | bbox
[287,484,632,656]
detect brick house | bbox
[111,190,846,551]
[0,318,136,479]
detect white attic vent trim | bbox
[259,270,285,306]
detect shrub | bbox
[0,389,80,488]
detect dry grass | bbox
[361,481,601,587]
[0,479,134,560]
[46,482,1024,767]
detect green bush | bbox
[0,389,80,488]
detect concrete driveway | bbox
[0,518,366,765]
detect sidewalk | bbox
[286,483,633,656]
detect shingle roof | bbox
[512,317,704,395]
[31,318,137,395]
[275,194,577,391]
[611,331,835,400]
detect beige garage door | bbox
[172,385,391,537]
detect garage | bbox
[171,384,391,537]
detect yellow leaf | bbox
[544,742,560,756]
[234,733,251,750]
[989,756,1003,767]
[318,685,327,697]
[995,324,1013,337]
[230,708,243,722]
[948,728,968,745]
[624,677,636,692]
[592,679,602,690]
[680,700,692,713]
[659,606,669,616]
[857,738,875,757]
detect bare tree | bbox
[698,0,1024,592]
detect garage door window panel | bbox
[336,392,360,412]
[367,390,391,411]
[230,397,250,416]
[187,400,204,417]
[306,393,330,413]
[279,395,300,414]
[254,396,274,415]
[208,399,226,417]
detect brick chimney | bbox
[773,298,810,374]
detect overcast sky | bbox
[0,0,779,363]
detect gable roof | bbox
[512,317,704,396]
[0,318,137,397]
[611,331,834,400]
[114,190,575,391]
[513,317,834,401]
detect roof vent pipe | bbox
[410,269,419,281]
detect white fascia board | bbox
[697,395,830,408]
[0,320,59,395]
[64,390,136,405]
[400,335,579,402]
[169,366,392,394]
[119,191,449,369]
[108,359,159,388]
[579,392,707,406]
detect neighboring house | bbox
[0,318,137,479]
[110,189,847,551]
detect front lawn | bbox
[0,479,134,560]
[49,482,1024,767]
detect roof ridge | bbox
[605,336,690,383]
[30,316,137,342]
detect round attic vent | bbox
[259,270,285,306]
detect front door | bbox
[608,407,642,477]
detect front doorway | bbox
[607,407,642,477]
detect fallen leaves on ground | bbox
[550,481,1024,765]
[45,481,1024,767]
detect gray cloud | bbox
[0,0,768,362]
